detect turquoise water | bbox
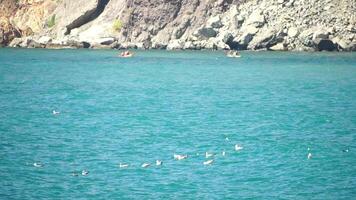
[0,48,356,199]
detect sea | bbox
[0,48,355,199]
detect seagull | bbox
[71,171,79,176]
[52,110,60,115]
[235,144,243,151]
[307,153,312,159]
[119,163,129,168]
[81,170,89,176]
[342,149,349,153]
[141,163,150,168]
[225,137,229,141]
[174,154,188,160]
[205,152,214,158]
[156,160,162,166]
[222,151,226,156]
[33,162,43,168]
[203,159,214,165]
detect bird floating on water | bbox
[141,163,150,168]
[71,172,79,176]
[33,162,43,168]
[52,110,60,115]
[342,149,349,153]
[225,137,229,141]
[307,153,312,159]
[156,160,162,166]
[222,151,226,156]
[235,144,243,151]
[119,163,129,168]
[203,159,214,165]
[81,170,89,176]
[174,154,188,160]
[205,152,214,158]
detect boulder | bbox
[28,40,42,48]
[10,37,42,48]
[9,38,23,47]
[248,29,283,49]
[236,25,259,45]
[288,27,299,38]
[119,42,138,49]
[299,29,314,47]
[332,37,351,51]
[207,16,223,29]
[277,0,285,4]
[246,11,265,27]
[151,42,168,49]
[167,40,183,50]
[110,41,120,49]
[269,42,286,51]
[173,19,190,39]
[183,41,196,49]
[194,27,217,39]
[38,36,52,44]
[238,33,254,45]
[20,37,34,48]
[215,40,230,50]
[312,30,329,41]
[52,39,90,49]
[46,43,65,49]
[96,37,115,45]
[221,32,233,43]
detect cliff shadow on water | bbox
[65,0,110,35]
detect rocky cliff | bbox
[1,0,355,51]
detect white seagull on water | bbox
[141,163,150,168]
[52,110,60,115]
[81,170,89,176]
[235,144,243,151]
[205,152,214,158]
[174,154,188,160]
[156,160,162,166]
[119,163,129,168]
[33,162,43,168]
[307,153,312,159]
[203,159,214,165]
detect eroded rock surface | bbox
[1,0,355,51]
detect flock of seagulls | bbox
[45,110,350,176]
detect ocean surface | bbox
[0,48,355,199]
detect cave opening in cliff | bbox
[226,40,247,51]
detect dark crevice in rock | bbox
[65,0,110,35]
[316,39,337,51]
[172,1,183,19]
[227,40,247,50]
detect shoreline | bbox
[4,36,355,52]
[2,46,356,55]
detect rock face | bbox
[1,0,355,51]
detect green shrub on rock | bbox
[112,19,123,32]
[47,14,56,28]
